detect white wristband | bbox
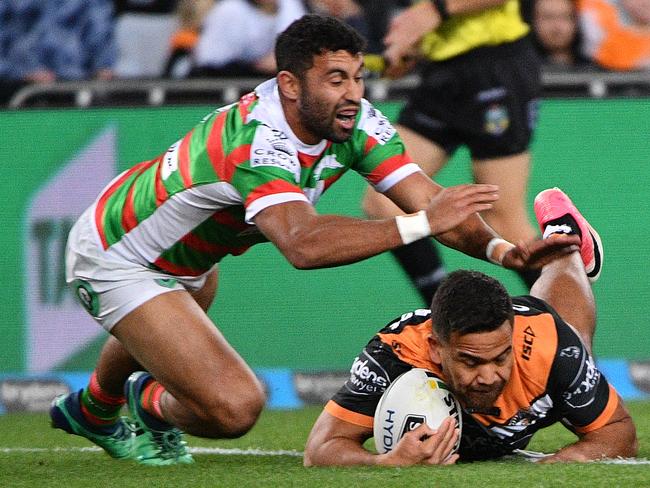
[486,237,514,265]
[395,211,432,245]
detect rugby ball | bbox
[373,368,462,454]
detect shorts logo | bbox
[155,278,178,288]
[75,280,99,317]
[527,99,540,130]
[484,104,510,136]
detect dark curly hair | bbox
[430,270,514,343]
[275,14,366,79]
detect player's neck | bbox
[279,95,321,145]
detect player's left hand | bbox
[502,234,581,270]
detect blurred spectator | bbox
[307,0,369,45]
[113,0,178,78]
[0,0,115,104]
[191,0,306,77]
[533,0,592,67]
[577,0,650,70]
[164,0,215,78]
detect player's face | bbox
[432,321,513,411]
[296,50,364,143]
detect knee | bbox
[197,378,266,438]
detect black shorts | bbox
[398,36,541,160]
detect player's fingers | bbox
[443,453,460,465]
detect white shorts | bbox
[66,207,215,331]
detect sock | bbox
[392,238,446,306]
[140,379,169,426]
[80,371,125,430]
[541,214,581,239]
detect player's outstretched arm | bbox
[539,399,638,463]
[304,410,458,466]
[253,177,498,269]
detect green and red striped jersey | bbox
[92,79,420,277]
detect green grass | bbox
[1,402,648,488]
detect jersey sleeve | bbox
[351,100,421,193]
[325,337,411,428]
[539,298,620,434]
[229,124,310,223]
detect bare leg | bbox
[93,268,220,397]
[472,151,537,243]
[530,252,596,353]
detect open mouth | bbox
[335,111,357,130]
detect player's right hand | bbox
[379,417,459,466]
[425,184,499,236]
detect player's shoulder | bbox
[512,295,557,317]
[377,309,432,335]
[355,98,398,145]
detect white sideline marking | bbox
[0,446,303,457]
[1,448,649,464]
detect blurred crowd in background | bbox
[0,0,649,105]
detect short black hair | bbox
[275,14,366,79]
[430,270,514,343]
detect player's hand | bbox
[426,184,499,236]
[383,2,442,72]
[383,54,419,80]
[501,235,581,270]
[379,417,459,466]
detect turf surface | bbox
[1,402,648,487]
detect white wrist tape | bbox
[395,210,432,245]
[486,237,514,265]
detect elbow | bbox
[302,442,321,467]
[278,236,323,270]
[303,451,315,467]
[282,247,318,270]
[626,425,639,457]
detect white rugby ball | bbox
[373,368,462,454]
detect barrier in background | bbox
[0,99,649,406]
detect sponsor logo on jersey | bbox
[521,325,535,361]
[484,104,510,136]
[359,105,396,145]
[251,126,300,181]
[563,355,601,408]
[161,140,181,180]
[560,346,581,359]
[490,395,553,439]
[345,351,390,395]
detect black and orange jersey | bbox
[325,296,619,460]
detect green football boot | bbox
[50,391,134,459]
[125,372,194,466]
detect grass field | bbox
[1,402,648,488]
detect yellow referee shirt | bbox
[420,0,529,61]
